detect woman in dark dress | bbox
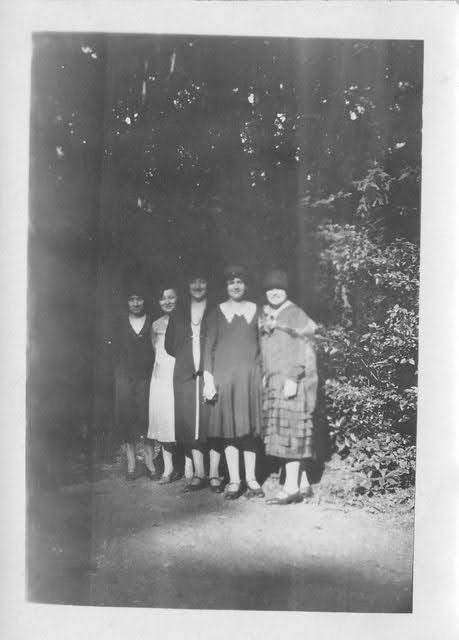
[203,265,264,499]
[165,270,211,491]
[113,282,154,480]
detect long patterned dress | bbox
[260,301,318,459]
[147,315,175,443]
[204,302,262,439]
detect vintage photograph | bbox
[27,32,422,612]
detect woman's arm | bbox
[285,307,315,383]
[203,307,219,399]
[164,312,177,357]
[203,307,219,376]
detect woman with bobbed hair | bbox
[146,284,179,483]
[259,269,318,504]
[112,277,154,481]
[203,265,264,499]
[165,267,211,490]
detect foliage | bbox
[32,35,422,492]
[315,164,419,496]
[39,35,422,271]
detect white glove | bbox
[283,379,298,399]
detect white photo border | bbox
[1,1,457,638]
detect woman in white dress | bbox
[144,286,178,483]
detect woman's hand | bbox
[265,313,277,332]
[283,378,298,399]
[203,371,217,401]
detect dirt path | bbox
[28,464,414,612]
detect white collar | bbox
[220,300,257,324]
[263,300,292,320]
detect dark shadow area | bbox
[89,561,412,612]
[27,456,413,612]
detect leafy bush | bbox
[314,168,419,496]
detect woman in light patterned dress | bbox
[145,286,179,483]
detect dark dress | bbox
[203,303,262,439]
[259,302,318,459]
[165,303,210,444]
[114,315,154,444]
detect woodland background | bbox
[28,34,422,500]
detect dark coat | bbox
[165,302,210,443]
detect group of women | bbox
[113,265,319,505]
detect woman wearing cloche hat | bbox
[259,269,319,505]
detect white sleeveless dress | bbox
[147,315,175,442]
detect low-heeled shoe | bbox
[266,491,303,505]
[145,466,162,481]
[245,486,265,499]
[224,482,243,500]
[209,478,224,493]
[158,470,181,485]
[184,476,208,492]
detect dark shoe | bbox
[126,470,136,482]
[144,466,162,481]
[224,482,243,500]
[301,486,314,501]
[244,479,265,499]
[184,476,208,492]
[266,490,303,505]
[159,470,181,485]
[209,477,224,494]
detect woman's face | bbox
[159,289,177,314]
[266,288,287,308]
[128,294,145,316]
[189,277,208,301]
[227,277,247,301]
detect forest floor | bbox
[27,451,414,613]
